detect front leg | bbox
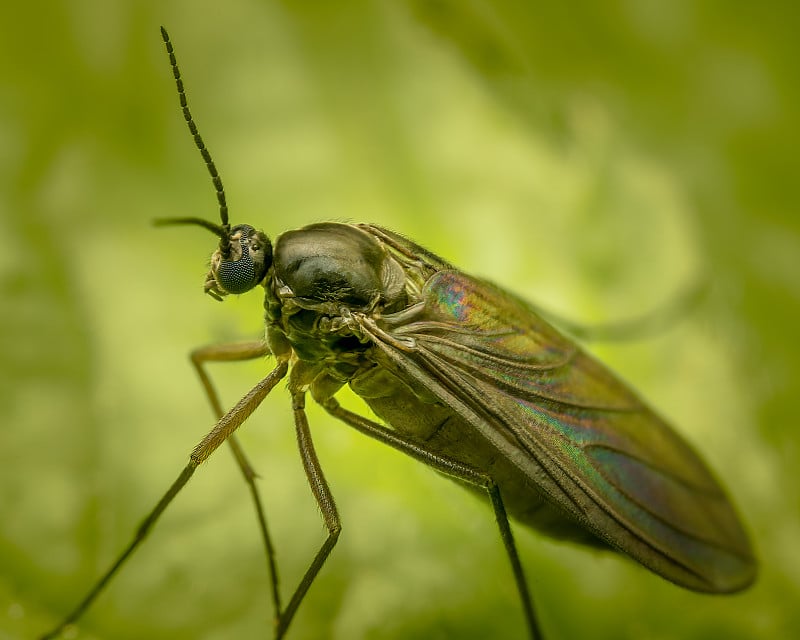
[189,340,283,619]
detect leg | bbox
[190,340,282,617]
[274,389,341,639]
[40,465,196,640]
[321,397,543,640]
[40,360,289,640]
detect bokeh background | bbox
[2,1,798,639]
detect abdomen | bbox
[351,364,604,546]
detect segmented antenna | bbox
[160,26,231,258]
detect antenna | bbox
[160,26,231,258]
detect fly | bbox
[40,26,756,640]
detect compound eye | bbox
[215,225,272,294]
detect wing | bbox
[360,269,756,593]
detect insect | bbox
[41,26,756,640]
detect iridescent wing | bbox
[361,267,756,593]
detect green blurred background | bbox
[2,1,797,639]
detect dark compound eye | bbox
[215,224,272,294]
